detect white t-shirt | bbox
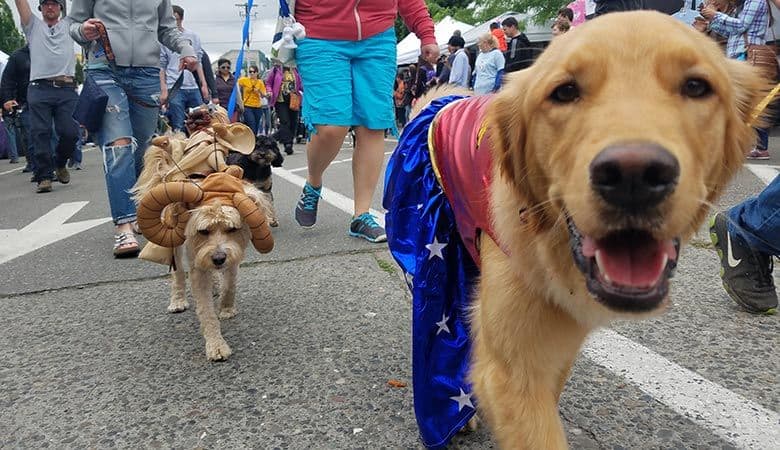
[23,15,75,81]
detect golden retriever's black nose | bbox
[212,251,227,267]
[590,144,679,210]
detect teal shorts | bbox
[296,27,397,135]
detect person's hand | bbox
[700,5,717,20]
[693,17,709,32]
[3,100,18,112]
[178,56,198,72]
[81,18,103,41]
[421,43,440,65]
[160,88,169,106]
[212,97,220,105]
[201,86,210,103]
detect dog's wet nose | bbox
[590,143,679,210]
[212,251,227,267]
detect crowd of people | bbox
[0,0,776,313]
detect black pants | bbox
[27,83,79,181]
[274,99,298,148]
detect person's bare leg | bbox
[352,127,385,216]
[306,125,349,187]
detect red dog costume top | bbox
[429,95,498,266]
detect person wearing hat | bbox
[14,0,79,194]
[446,35,471,88]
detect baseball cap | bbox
[447,36,465,48]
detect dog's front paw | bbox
[461,415,479,433]
[205,338,232,361]
[167,300,189,313]
[218,307,237,319]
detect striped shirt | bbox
[708,0,769,58]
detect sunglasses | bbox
[248,70,257,73]
[220,65,230,69]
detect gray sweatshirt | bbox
[68,0,195,68]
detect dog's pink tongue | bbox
[593,238,676,288]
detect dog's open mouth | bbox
[566,215,679,312]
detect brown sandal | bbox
[113,232,140,258]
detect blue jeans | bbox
[260,106,272,135]
[27,83,79,182]
[243,106,263,136]
[167,88,204,132]
[729,174,780,255]
[70,130,83,164]
[89,66,161,225]
[4,120,19,160]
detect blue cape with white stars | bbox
[383,95,479,449]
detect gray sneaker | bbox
[709,213,777,314]
[295,182,321,228]
[55,166,70,184]
[349,213,387,243]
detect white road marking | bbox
[0,166,24,175]
[283,151,395,174]
[584,330,779,450]
[744,163,779,186]
[272,167,385,227]
[0,202,112,265]
[0,145,96,176]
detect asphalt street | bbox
[0,133,778,449]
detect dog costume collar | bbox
[428,94,504,266]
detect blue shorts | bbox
[296,27,397,134]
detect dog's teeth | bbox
[595,251,611,284]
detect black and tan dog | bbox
[227,135,284,227]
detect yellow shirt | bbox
[238,77,267,108]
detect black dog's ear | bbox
[226,150,242,166]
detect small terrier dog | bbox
[226,135,284,227]
[137,176,274,362]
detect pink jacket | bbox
[265,66,303,105]
[295,0,435,45]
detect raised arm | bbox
[14,0,33,28]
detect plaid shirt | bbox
[709,0,769,58]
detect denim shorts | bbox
[296,27,397,134]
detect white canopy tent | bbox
[460,11,553,47]
[396,16,474,65]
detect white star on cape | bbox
[449,388,474,412]
[425,237,447,260]
[435,313,450,335]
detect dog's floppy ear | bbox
[488,71,534,204]
[717,60,773,198]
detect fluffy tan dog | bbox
[135,171,274,361]
[392,11,770,449]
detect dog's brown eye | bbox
[681,78,712,98]
[198,229,210,236]
[550,82,580,103]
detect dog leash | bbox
[750,82,780,124]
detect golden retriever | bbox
[388,11,769,449]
